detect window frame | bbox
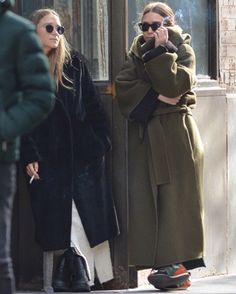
[14,0,218,81]
[126,0,219,80]
[208,0,219,80]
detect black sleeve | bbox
[130,88,160,123]
[20,132,42,166]
[142,46,168,63]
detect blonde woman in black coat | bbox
[21,8,119,292]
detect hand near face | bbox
[154,26,168,48]
[141,11,169,47]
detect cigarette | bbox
[161,16,169,26]
[29,175,35,184]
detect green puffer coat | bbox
[115,25,204,269]
[0,2,54,162]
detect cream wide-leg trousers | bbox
[71,201,114,286]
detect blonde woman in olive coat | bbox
[115,2,204,291]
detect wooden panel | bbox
[109,0,138,289]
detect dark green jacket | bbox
[0,3,55,162]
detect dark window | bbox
[128,0,216,77]
[54,0,109,81]
[19,0,109,81]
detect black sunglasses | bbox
[45,24,65,35]
[138,22,162,32]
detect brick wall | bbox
[219,0,236,92]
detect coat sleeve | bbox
[20,132,42,166]
[115,55,159,122]
[82,63,111,151]
[144,42,196,98]
[0,28,55,140]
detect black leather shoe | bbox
[66,248,90,292]
[52,252,70,292]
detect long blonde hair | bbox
[30,8,72,89]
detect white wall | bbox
[192,79,228,277]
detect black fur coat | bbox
[21,52,119,251]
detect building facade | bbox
[220,0,236,92]
[219,0,236,275]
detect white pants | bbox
[71,201,114,286]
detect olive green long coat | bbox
[115,26,204,268]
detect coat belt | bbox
[144,105,192,185]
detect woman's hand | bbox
[158,94,181,105]
[154,26,168,48]
[26,162,40,180]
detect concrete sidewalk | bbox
[17,274,236,294]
